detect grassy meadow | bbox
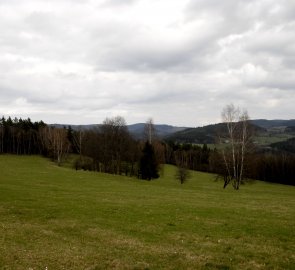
[254,133,294,146]
[0,155,295,269]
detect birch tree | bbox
[144,118,156,144]
[220,104,253,189]
[39,127,70,166]
[72,127,84,161]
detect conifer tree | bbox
[139,141,159,180]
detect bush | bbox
[74,157,94,171]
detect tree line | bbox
[1,115,294,186]
[0,117,46,155]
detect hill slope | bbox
[250,119,295,129]
[0,155,294,269]
[165,123,265,144]
[127,123,187,139]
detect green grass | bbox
[0,155,295,269]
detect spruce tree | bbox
[139,141,159,180]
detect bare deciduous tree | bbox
[100,116,131,174]
[219,104,253,189]
[143,118,166,176]
[39,127,70,166]
[175,150,190,184]
[72,127,84,161]
[144,118,156,144]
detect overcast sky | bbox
[0,0,294,126]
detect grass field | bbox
[254,133,294,146]
[0,155,295,269]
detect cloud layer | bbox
[0,0,294,126]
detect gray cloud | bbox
[101,0,137,7]
[0,0,294,126]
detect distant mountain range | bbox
[51,123,188,139]
[164,123,266,144]
[250,119,295,129]
[51,124,98,130]
[52,119,295,143]
[165,119,295,144]
[127,123,187,139]
[250,119,295,136]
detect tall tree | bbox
[0,117,4,153]
[100,116,131,174]
[139,141,159,180]
[219,104,253,189]
[39,127,70,166]
[144,118,156,144]
[71,126,85,160]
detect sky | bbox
[0,0,294,127]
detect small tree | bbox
[175,150,190,184]
[139,141,159,180]
[176,167,190,184]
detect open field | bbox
[254,133,294,146]
[0,155,295,269]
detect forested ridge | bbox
[1,116,294,186]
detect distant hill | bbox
[165,123,265,144]
[270,137,295,154]
[50,119,295,144]
[285,126,295,134]
[127,123,187,139]
[165,123,222,144]
[50,124,98,130]
[50,123,188,139]
[251,119,295,129]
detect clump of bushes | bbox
[74,157,94,171]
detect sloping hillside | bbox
[127,123,187,139]
[165,123,265,144]
[0,155,295,269]
[251,119,295,130]
[270,137,295,154]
